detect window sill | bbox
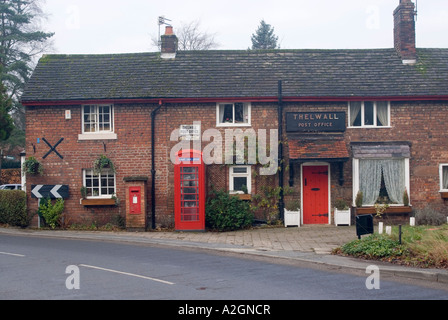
[78,132,117,141]
[440,191,448,199]
[355,206,412,215]
[347,126,392,129]
[81,198,117,206]
[216,123,251,128]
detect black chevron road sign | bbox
[31,185,69,199]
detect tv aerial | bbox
[158,16,172,48]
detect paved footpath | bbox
[1,225,447,285]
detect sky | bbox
[41,0,448,55]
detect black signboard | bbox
[286,112,346,132]
[31,185,69,199]
[356,214,374,239]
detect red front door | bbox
[302,165,329,224]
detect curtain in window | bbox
[219,104,225,123]
[381,159,405,203]
[376,101,388,126]
[443,166,448,189]
[359,159,382,205]
[350,102,361,126]
[359,159,405,205]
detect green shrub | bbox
[206,190,254,231]
[340,233,406,259]
[39,198,65,229]
[0,190,30,227]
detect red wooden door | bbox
[302,165,329,224]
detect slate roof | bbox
[21,48,448,103]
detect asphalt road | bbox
[1,233,447,302]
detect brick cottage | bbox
[21,0,448,230]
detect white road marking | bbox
[0,251,25,257]
[79,264,175,285]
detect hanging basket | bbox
[93,155,116,175]
[22,156,43,175]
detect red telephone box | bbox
[174,149,205,231]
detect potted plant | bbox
[284,199,300,227]
[22,156,43,175]
[334,199,351,226]
[80,186,87,199]
[93,154,116,175]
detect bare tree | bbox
[152,19,219,51]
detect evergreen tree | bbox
[251,20,279,50]
[0,0,54,129]
[0,76,13,141]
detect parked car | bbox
[0,184,22,190]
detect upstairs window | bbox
[349,101,390,127]
[217,102,251,126]
[82,104,114,133]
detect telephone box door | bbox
[174,150,205,231]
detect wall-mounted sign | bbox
[179,124,201,140]
[286,112,346,132]
[31,185,69,199]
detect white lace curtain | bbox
[359,159,405,205]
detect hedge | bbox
[0,190,30,227]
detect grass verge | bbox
[333,224,448,269]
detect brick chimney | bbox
[160,26,178,59]
[393,0,417,64]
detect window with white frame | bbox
[83,169,116,198]
[439,164,448,191]
[353,158,409,206]
[82,104,114,133]
[229,166,251,194]
[217,102,251,126]
[349,101,390,127]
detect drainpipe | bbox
[278,80,285,221]
[150,100,163,229]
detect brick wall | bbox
[25,100,448,228]
[25,102,279,227]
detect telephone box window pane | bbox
[182,187,197,194]
[183,194,198,200]
[182,180,197,187]
[182,174,197,180]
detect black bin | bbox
[356,214,374,239]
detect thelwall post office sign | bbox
[286,112,346,132]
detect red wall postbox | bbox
[129,186,142,214]
[174,149,205,231]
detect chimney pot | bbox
[165,26,174,35]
